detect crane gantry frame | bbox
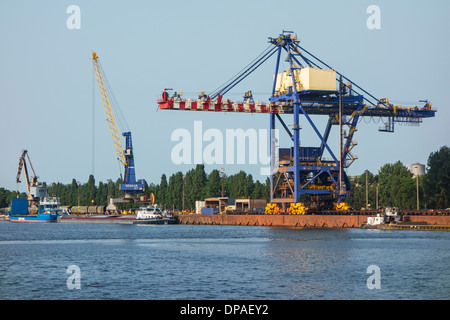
[158,31,436,211]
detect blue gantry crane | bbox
[158,31,436,212]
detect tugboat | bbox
[8,197,61,223]
[362,207,401,229]
[133,205,177,225]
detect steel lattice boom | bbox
[92,52,146,196]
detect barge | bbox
[60,214,135,224]
[8,197,60,223]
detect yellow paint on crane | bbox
[91,52,127,167]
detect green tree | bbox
[158,174,168,207]
[263,177,271,202]
[95,181,108,205]
[167,172,184,210]
[252,180,264,199]
[378,161,416,209]
[0,187,13,208]
[423,146,450,209]
[193,164,207,201]
[85,175,96,205]
[70,179,78,206]
[226,171,255,198]
[205,169,221,198]
[244,174,254,198]
[184,169,196,210]
[347,170,377,210]
[228,171,246,198]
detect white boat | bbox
[362,207,401,229]
[133,205,177,225]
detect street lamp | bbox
[77,181,80,206]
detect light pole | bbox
[416,174,419,210]
[366,171,369,210]
[77,181,80,206]
[376,183,379,210]
[182,175,186,211]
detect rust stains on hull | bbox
[177,214,450,229]
[177,214,368,228]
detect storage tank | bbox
[410,163,425,177]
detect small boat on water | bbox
[8,197,61,223]
[361,207,401,229]
[133,205,177,225]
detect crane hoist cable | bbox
[208,44,278,99]
[208,44,273,98]
[99,62,130,134]
[296,44,383,108]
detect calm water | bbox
[0,221,449,300]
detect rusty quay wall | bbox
[177,214,450,229]
[403,215,450,225]
[177,214,368,228]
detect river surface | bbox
[0,221,449,300]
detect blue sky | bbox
[1,0,449,193]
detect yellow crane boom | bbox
[91,52,127,167]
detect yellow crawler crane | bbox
[265,203,281,215]
[265,202,306,215]
[287,202,306,215]
[334,202,350,211]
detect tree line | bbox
[347,146,450,210]
[0,165,271,211]
[1,146,449,211]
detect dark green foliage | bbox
[347,170,377,210]
[423,146,450,209]
[377,161,417,209]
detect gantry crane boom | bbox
[91,52,127,167]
